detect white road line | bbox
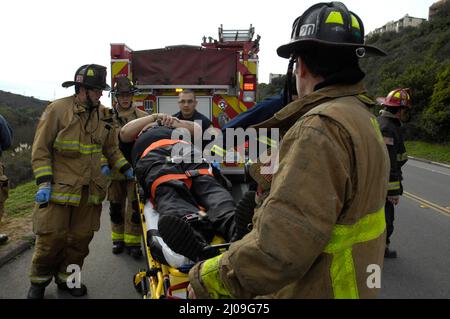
[408,161,450,176]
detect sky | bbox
[0,0,438,106]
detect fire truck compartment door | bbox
[132,48,237,85]
[157,96,212,120]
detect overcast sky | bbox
[0,0,437,105]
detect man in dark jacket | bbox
[0,114,13,244]
[173,90,212,150]
[376,88,411,258]
[221,77,297,132]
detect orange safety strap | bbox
[141,139,214,199]
[150,169,214,199]
[151,174,192,199]
[141,139,190,159]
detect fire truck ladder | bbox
[219,24,255,42]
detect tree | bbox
[421,62,450,142]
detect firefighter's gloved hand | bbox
[101,165,111,176]
[35,182,51,203]
[211,162,221,171]
[124,168,134,180]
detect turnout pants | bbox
[385,200,395,245]
[154,174,236,244]
[108,180,141,247]
[0,162,9,222]
[29,186,101,286]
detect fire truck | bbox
[110,25,260,129]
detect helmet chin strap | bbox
[283,56,296,106]
[85,89,100,109]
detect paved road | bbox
[379,159,450,299]
[0,160,448,299]
[0,201,145,299]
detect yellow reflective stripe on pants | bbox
[324,207,386,299]
[388,181,400,191]
[50,192,81,205]
[88,195,103,205]
[30,275,53,285]
[56,272,70,282]
[112,232,124,241]
[124,233,141,245]
[397,153,408,161]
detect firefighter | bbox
[0,114,13,245]
[187,1,391,299]
[27,64,133,299]
[102,77,148,258]
[376,88,411,259]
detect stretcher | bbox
[132,184,229,299]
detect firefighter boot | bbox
[112,240,125,254]
[233,191,257,241]
[56,280,88,297]
[126,245,143,259]
[158,215,219,262]
[27,283,47,299]
[384,245,398,258]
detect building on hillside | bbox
[368,14,426,37]
[429,0,450,20]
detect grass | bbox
[405,141,450,165]
[5,180,37,218]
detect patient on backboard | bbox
[118,113,255,266]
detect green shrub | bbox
[2,143,33,188]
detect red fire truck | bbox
[110,25,260,129]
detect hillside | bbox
[0,90,48,146]
[0,90,48,187]
[258,3,449,143]
[360,2,450,142]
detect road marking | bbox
[407,161,450,177]
[407,163,450,176]
[404,191,450,217]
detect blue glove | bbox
[101,165,111,176]
[211,162,221,171]
[35,183,52,203]
[124,168,134,180]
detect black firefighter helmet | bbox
[277,1,387,59]
[112,77,138,95]
[62,64,111,91]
